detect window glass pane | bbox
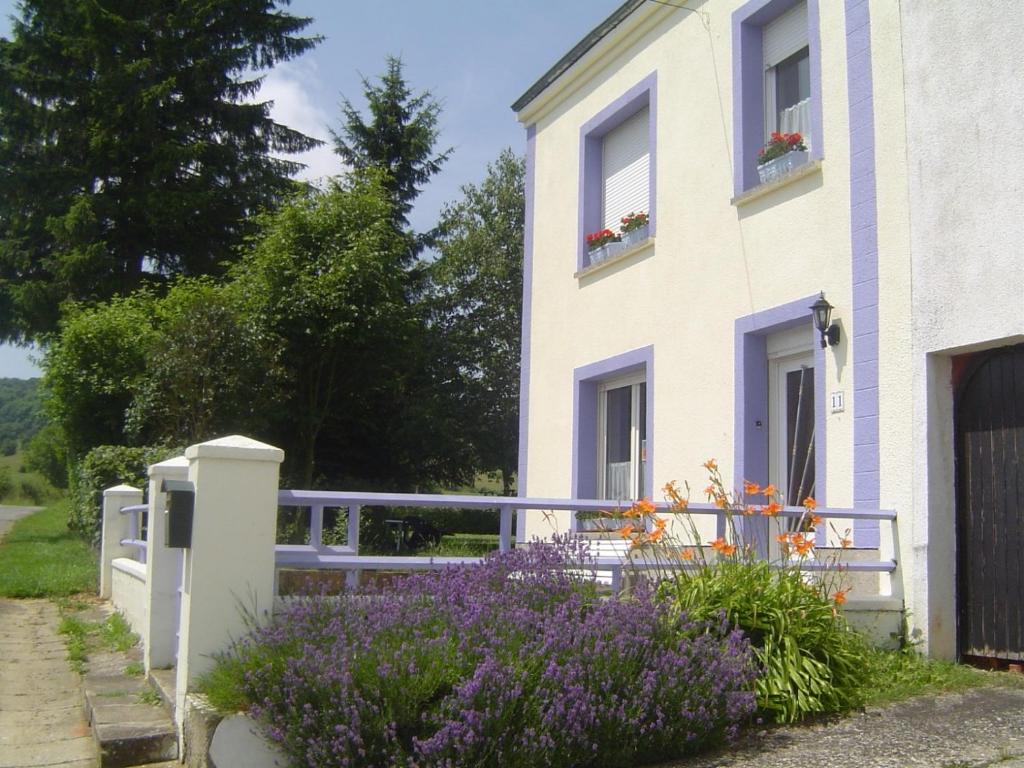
[605,385,632,499]
[638,385,647,499]
[775,47,810,120]
[784,366,815,507]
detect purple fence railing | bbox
[118,503,148,564]
[274,491,898,590]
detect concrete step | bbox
[83,669,177,767]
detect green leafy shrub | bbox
[0,466,12,499]
[23,423,69,489]
[69,444,181,542]
[660,559,869,722]
[599,461,872,724]
[15,475,54,505]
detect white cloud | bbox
[256,60,341,185]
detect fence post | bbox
[100,485,143,599]
[144,456,188,672]
[174,435,283,730]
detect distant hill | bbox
[0,378,44,454]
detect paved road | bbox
[0,505,99,767]
[0,505,40,539]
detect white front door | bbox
[767,327,816,509]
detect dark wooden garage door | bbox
[955,343,1024,661]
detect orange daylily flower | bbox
[618,524,636,539]
[653,516,667,530]
[633,498,656,515]
[703,485,715,498]
[703,458,718,471]
[840,537,852,549]
[776,533,790,543]
[803,496,817,510]
[743,480,761,496]
[832,589,848,606]
[809,513,823,527]
[648,528,664,543]
[679,548,695,560]
[742,505,755,516]
[709,537,737,557]
[761,483,777,498]
[761,501,782,517]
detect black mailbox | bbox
[162,478,195,548]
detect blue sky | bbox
[0,0,625,378]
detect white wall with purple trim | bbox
[897,0,1024,658]
[516,0,862,544]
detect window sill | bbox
[731,159,823,207]
[575,236,655,280]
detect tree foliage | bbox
[233,170,419,486]
[0,0,322,342]
[331,56,451,230]
[126,278,283,447]
[41,293,158,459]
[431,149,525,493]
[0,377,45,452]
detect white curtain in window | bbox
[602,108,650,233]
[780,97,812,150]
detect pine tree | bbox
[0,0,323,342]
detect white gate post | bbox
[174,436,283,729]
[100,485,143,599]
[144,456,188,672]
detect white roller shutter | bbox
[601,107,649,233]
[763,2,808,68]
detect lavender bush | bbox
[211,538,756,768]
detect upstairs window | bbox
[578,73,657,271]
[601,108,650,233]
[763,2,811,148]
[732,0,821,195]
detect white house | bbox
[512,0,1024,660]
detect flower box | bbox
[589,240,624,265]
[620,222,650,249]
[757,149,809,185]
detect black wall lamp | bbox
[811,292,840,349]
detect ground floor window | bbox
[598,375,647,501]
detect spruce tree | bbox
[0,0,322,342]
[331,56,452,230]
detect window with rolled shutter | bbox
[601,107,649,233]
[763,2,807,69]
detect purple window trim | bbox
[732,0,824,196]
[845,0,879,548]
[516,124,537,537]
[734,296,827,552]
[577,72,657,272]
[571,346,655,530]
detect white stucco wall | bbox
[519,1,857,542]
[900,0,1024,657]
[110,558,148,639]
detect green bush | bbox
[69,444,181,543]
[23,423,69,489]
[15,475,52,505]
[0,466,12,499]
[659,559,870,723]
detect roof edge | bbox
[510,0,647,114]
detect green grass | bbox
[426,533,500,557]
[55,602,140,675]
[860,646,1024,706]
[0,449,60,506]
[0,501,97,597]
[57,613,91,673]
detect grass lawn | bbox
[860,646,1024,706]
[0,500,96,597]
[0,449,61,505]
